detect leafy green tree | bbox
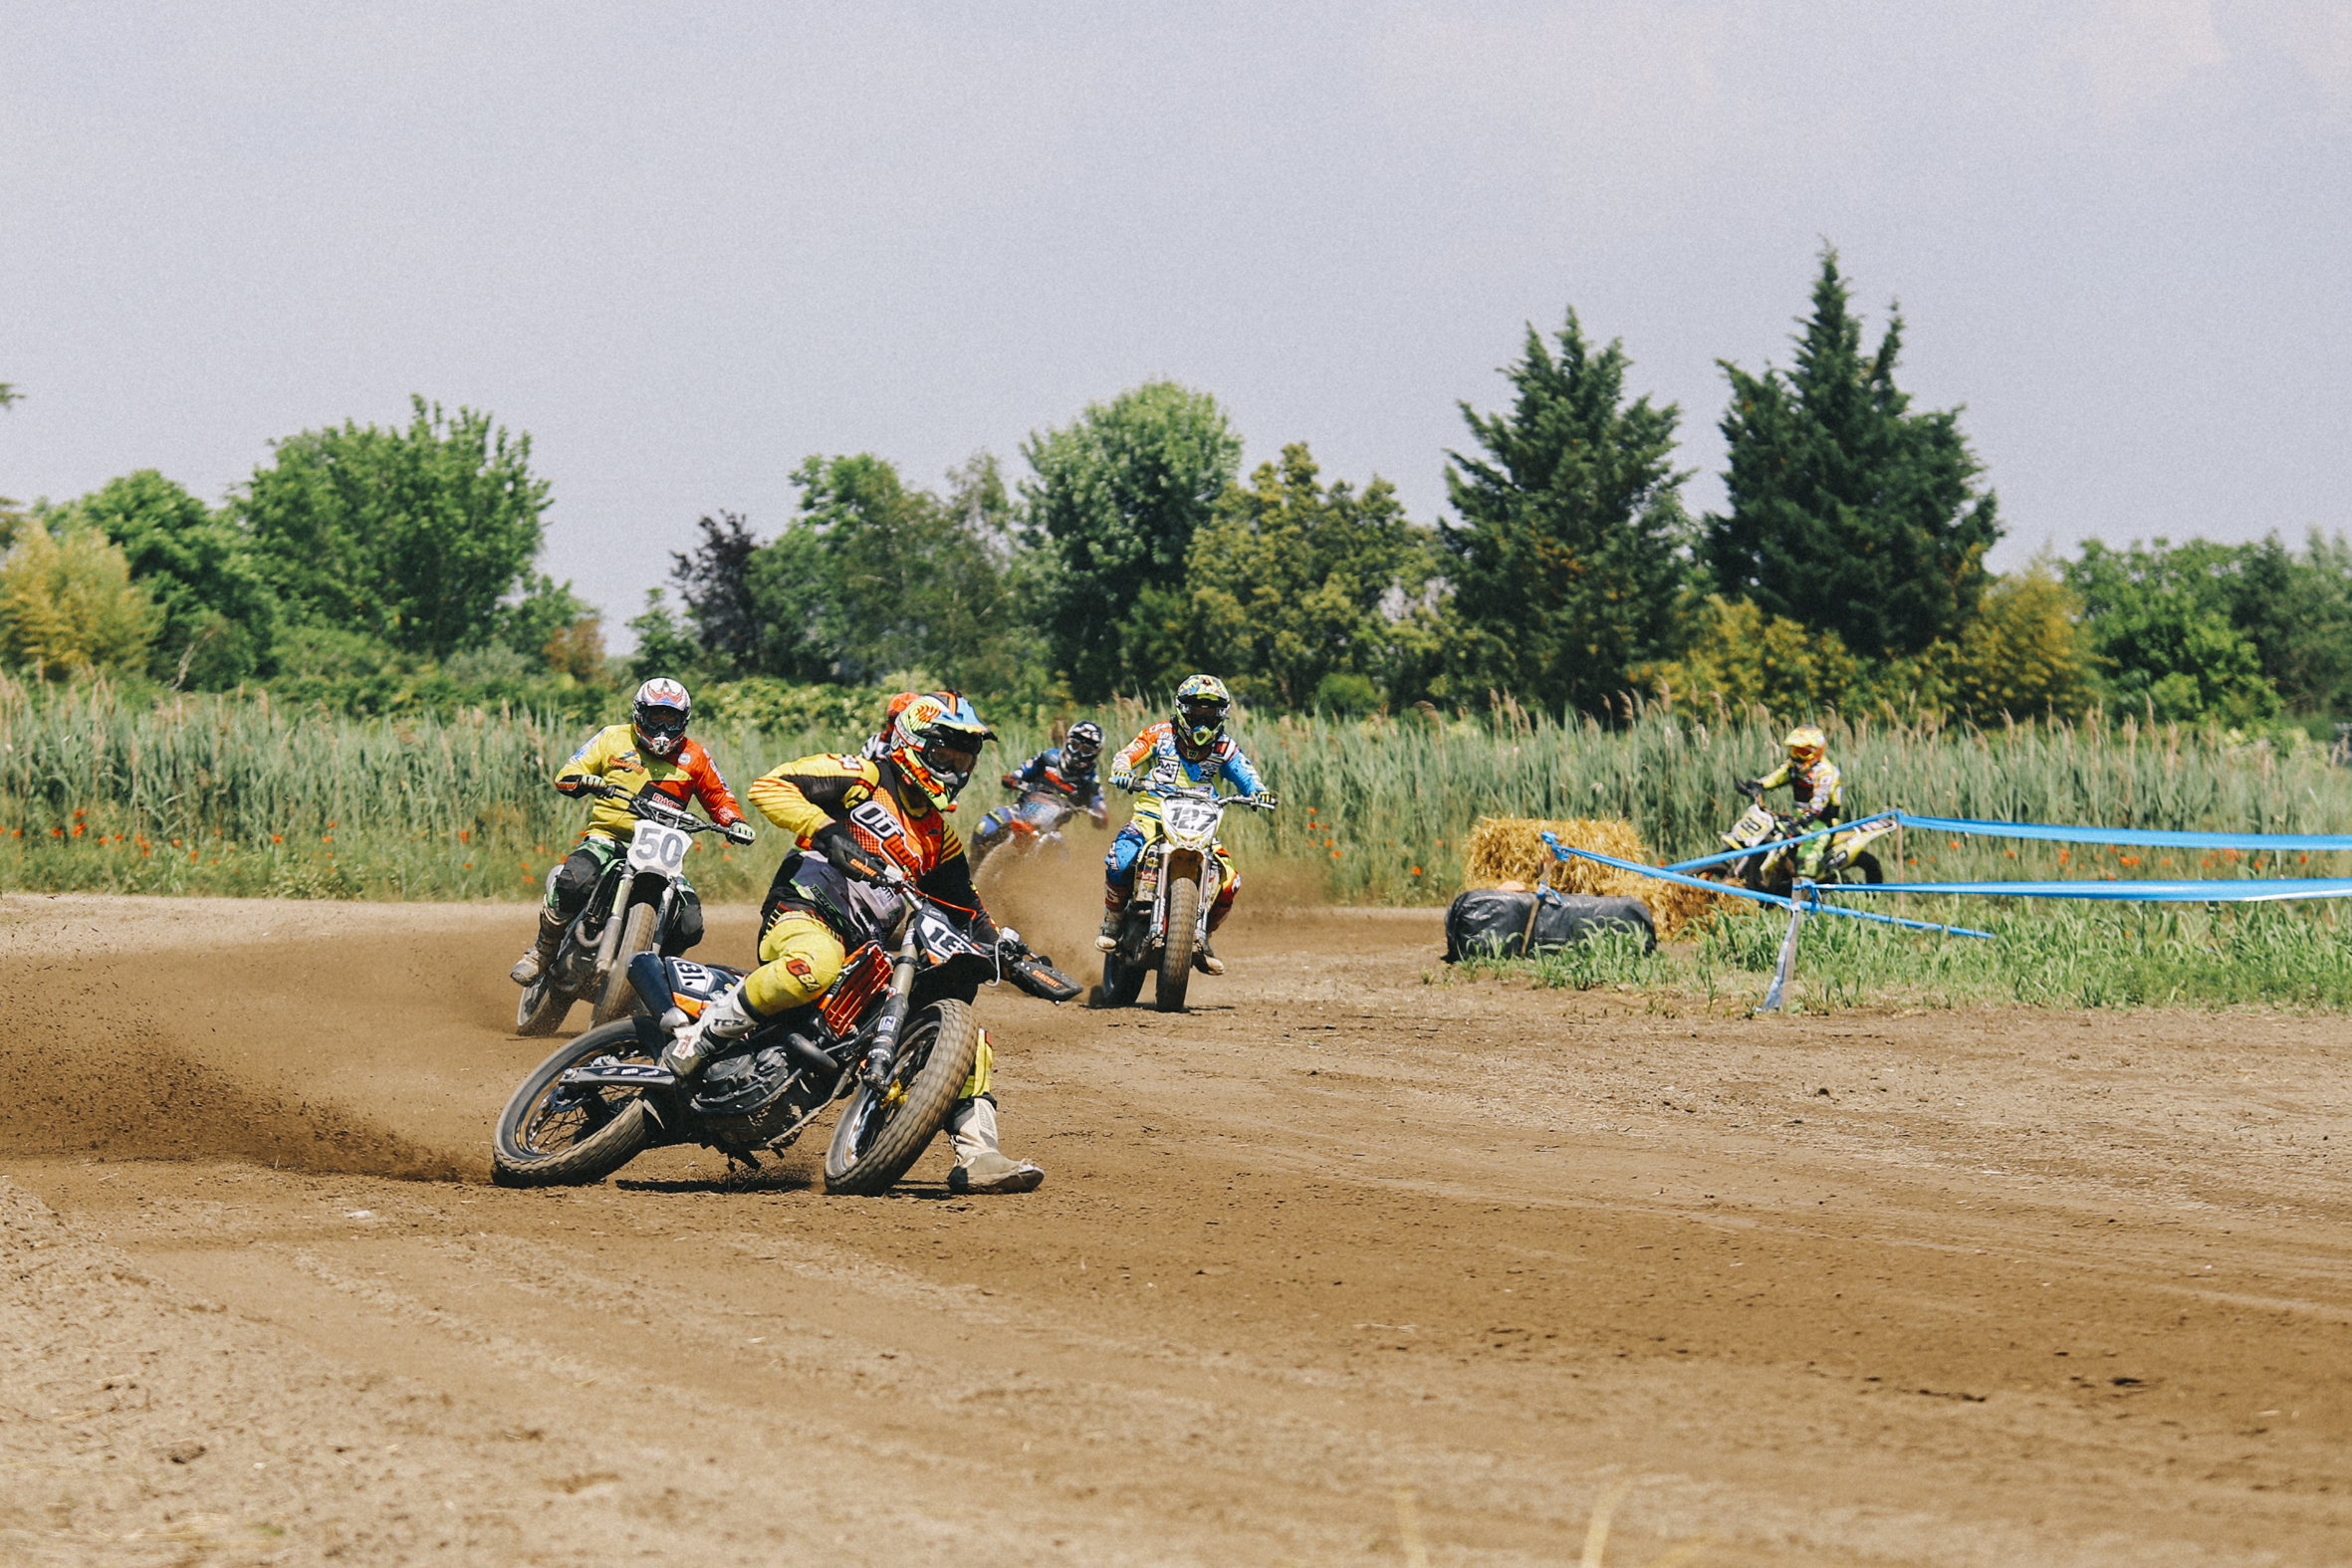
[49,471,281,687]
[1633,595,1868,719]
[2064,540,2278,723]
[1180,443,1434,711]
[1023,381,1242,700]
[1439,310,1690,717]
[2229,532,2352,716]
[1705,252,2000,660]
[0,523,157,678]
[1949,560,2095,721]
[239,396,551,658]
[656,455,1039,699]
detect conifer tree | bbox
[1704,252,2000,660]
[1439,311,1690,718]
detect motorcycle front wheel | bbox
[1154,870,1201,1011]
[491,1020,656,1187]
[823,1000,980,1196]
[590,902,658,1025]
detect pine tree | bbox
[1439,311,1689,718]
[1704,252,1999,660]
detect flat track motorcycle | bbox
[517,783,739,1036]
[1095,784,1276,1013]
[1711,779,1890,897]
[492,869,1079,1195]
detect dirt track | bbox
[6,871,2352,1567]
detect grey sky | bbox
[6,1,2348,642]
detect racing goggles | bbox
[919,733,984,795]
[635,705,689,749]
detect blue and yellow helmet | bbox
[1173,674,1232,757]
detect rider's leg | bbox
[512,837,614,984]
[660,885,705,958]
[1099,826,1146,948]
[1196,850,1240,975]
[663,913,844,1076]
[948,1028,1044,1195]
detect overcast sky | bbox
[6,1,2347,642]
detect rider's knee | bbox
[744,915,845,1015]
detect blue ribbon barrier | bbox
[1829,877,2352,904]
[1892,813,2352,854]
[1539,832,1993,939]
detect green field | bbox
[7,682,2352,1008]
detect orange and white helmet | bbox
[632,677,692,758]
[1783,725,1827,768]
[881,692,995,804]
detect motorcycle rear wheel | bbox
[492,1020,655,1187]
[1154,871,1201,1011]
[823,1001,980,1196]
[1098,914,1148,1008]
[589,902,658,1025]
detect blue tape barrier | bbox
[1662,811,1898,875]
[1893,812,2352,853]
[1540,832,1993,940]
[1830,877,2352,904]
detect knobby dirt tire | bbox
[590,902,657,1025]
[823,1000,980,1196]
[492,1020,655,1188]
[1098,942,1147,1008]
[1852,851,1885,885]
[1154,870,1200,1011]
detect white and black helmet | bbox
[1062,720,1103,770]
[632,677,692,758]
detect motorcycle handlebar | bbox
[563,778,733,834]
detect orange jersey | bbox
[556,724,746,842]
[748,753,963,880]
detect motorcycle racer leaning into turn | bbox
[977,719,1108,842]
[511,677,755,987]
[663,691,1046,1196]
[1098,675,1274,976]
[1737,725,1845,881]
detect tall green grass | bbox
[5,682,2349,912]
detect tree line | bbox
[5,249,2346,731]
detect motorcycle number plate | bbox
[1163,802,1218,837]
[627,819,693,874]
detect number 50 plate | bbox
[627,819,692,873]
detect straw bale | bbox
[1462,815,1732,939]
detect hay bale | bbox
[1462,815,1731,939]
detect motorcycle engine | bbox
[691,1041,825,1149]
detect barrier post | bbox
[1760,881,1814,1012]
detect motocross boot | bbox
[510,911,566,986]
[659,985,758,1079]
[946,1096,1044,1195]
[1193,940,1224,977]
[1096,906,1122,952]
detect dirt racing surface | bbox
[5,873,2352,1567]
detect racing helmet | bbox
[1172,674,1232,760]
[1783,725,1827,768]
[860,691,922,761]
[632,677,692,759]
[1061,720,1104,772]
[883,692,996,804]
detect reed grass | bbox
[5,682,2350,919]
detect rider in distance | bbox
[511,677,754,987]
[1098,675,1274,977]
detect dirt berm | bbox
[4,878,2351,1566]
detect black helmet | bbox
[1062,721,1103,770]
